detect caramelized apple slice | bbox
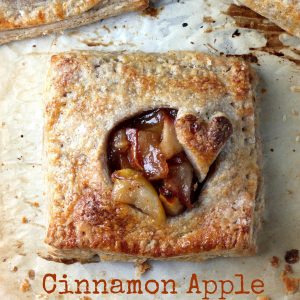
[159,115,183,159]
[133,109,165,134]
[159,194,184,216]
[112,169,166,224]
[126,129,169,179]
[161,154,194,208]
[126,128,143,171]
[138,130,169,180]
[109,129,131,169]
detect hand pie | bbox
[44,51,263,263]
[0,0,148,44]
[237,0,300,38]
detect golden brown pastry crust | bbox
[0,0,149,45]
[175,112,233,182]
[44,51,262,261]
[0,0,102,30]
[238,0,300,38]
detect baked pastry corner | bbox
[237,0,300,38]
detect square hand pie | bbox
[238,0,300,38]
[44,51,263,263]
[0,0,148,45]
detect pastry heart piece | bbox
[175,112,233,182]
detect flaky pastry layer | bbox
[0,0,148,44]
[238,0,300,38]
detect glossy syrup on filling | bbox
[107,108,201,217]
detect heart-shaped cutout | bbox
[175,112,233,182]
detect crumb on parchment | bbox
[256,296,270,300]
[284,264,293,274]
[28,269,35,280]
[135,260,151,276]
[15,240,23,249]
[203,16,215,23]
[22,216,28,224]
[285,249,299,264]
[20,279,31,292]
[270,256,280,268]
[11,266,18,272]
[261,88,267,94]
[281,271,300,295]
[26,201,40,208]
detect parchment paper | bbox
[0,0,299,299]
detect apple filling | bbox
[108,109,200,221]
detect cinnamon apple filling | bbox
[108,108,233,222]
[108,109,200,221]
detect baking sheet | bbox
[0,0,299,299]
